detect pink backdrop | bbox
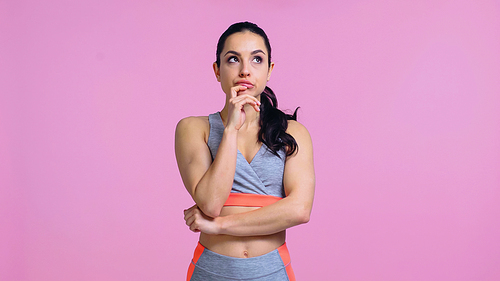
[1,1,499,280]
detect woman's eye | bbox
[253,56,262,63]
[228,56,238,63]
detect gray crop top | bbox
[207,112,286,198]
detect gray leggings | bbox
[187,242,295,281]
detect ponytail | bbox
[259,86,298,157]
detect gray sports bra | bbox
[207,112,286,198]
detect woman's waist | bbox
[199,230,286,258]
[199,201,286,258]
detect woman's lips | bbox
[236,81,254,89]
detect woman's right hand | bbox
[225,85,261,130]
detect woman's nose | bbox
[239,63,250,77]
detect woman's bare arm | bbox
[184,120,315,235]
[175,116,237,218]
[176,86,261,217]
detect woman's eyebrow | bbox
[224,49,266,56]
[224,50,240,57]
[251,49,266,55]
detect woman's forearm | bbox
[216,196,312,236]
[193,127,238,217]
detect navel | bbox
[243,250,249,258]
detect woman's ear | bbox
[213,62,220,82]
[267,62,275,81]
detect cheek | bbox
[222,76,233,89]
[218,68,231,82]
[218,75,233,94]
[257,69,270,83]
[220,66,237,79]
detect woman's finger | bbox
[226,92,262,130]
[230,94,260,104]
[183,204,197,215]
[253,102,261,112]
[185,213,196,226]
[190,221,200,232]
[230,85,248,98]
[183,209,192,220]
[183,205,198,221]
[229,96,261,111]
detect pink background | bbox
[1,1,499,280]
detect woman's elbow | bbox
[298,211,311,224]
[193,192,224,218]
[198,202,223,218]
[294,206,311,225]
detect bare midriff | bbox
[198,206,286,258]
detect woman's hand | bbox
[183,204,221,235]
[226,85,261,130]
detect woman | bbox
[175,22,315,281]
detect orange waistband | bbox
[223,193,282,207]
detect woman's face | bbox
[213,31,274,99]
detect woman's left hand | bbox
[183,205,221,235]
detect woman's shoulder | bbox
[285,120,313,158]
[286,119,313,154]
[286,119,310,138]
[177,115,209,127]
[176,116,210,140]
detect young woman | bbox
[175,22,315,281]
